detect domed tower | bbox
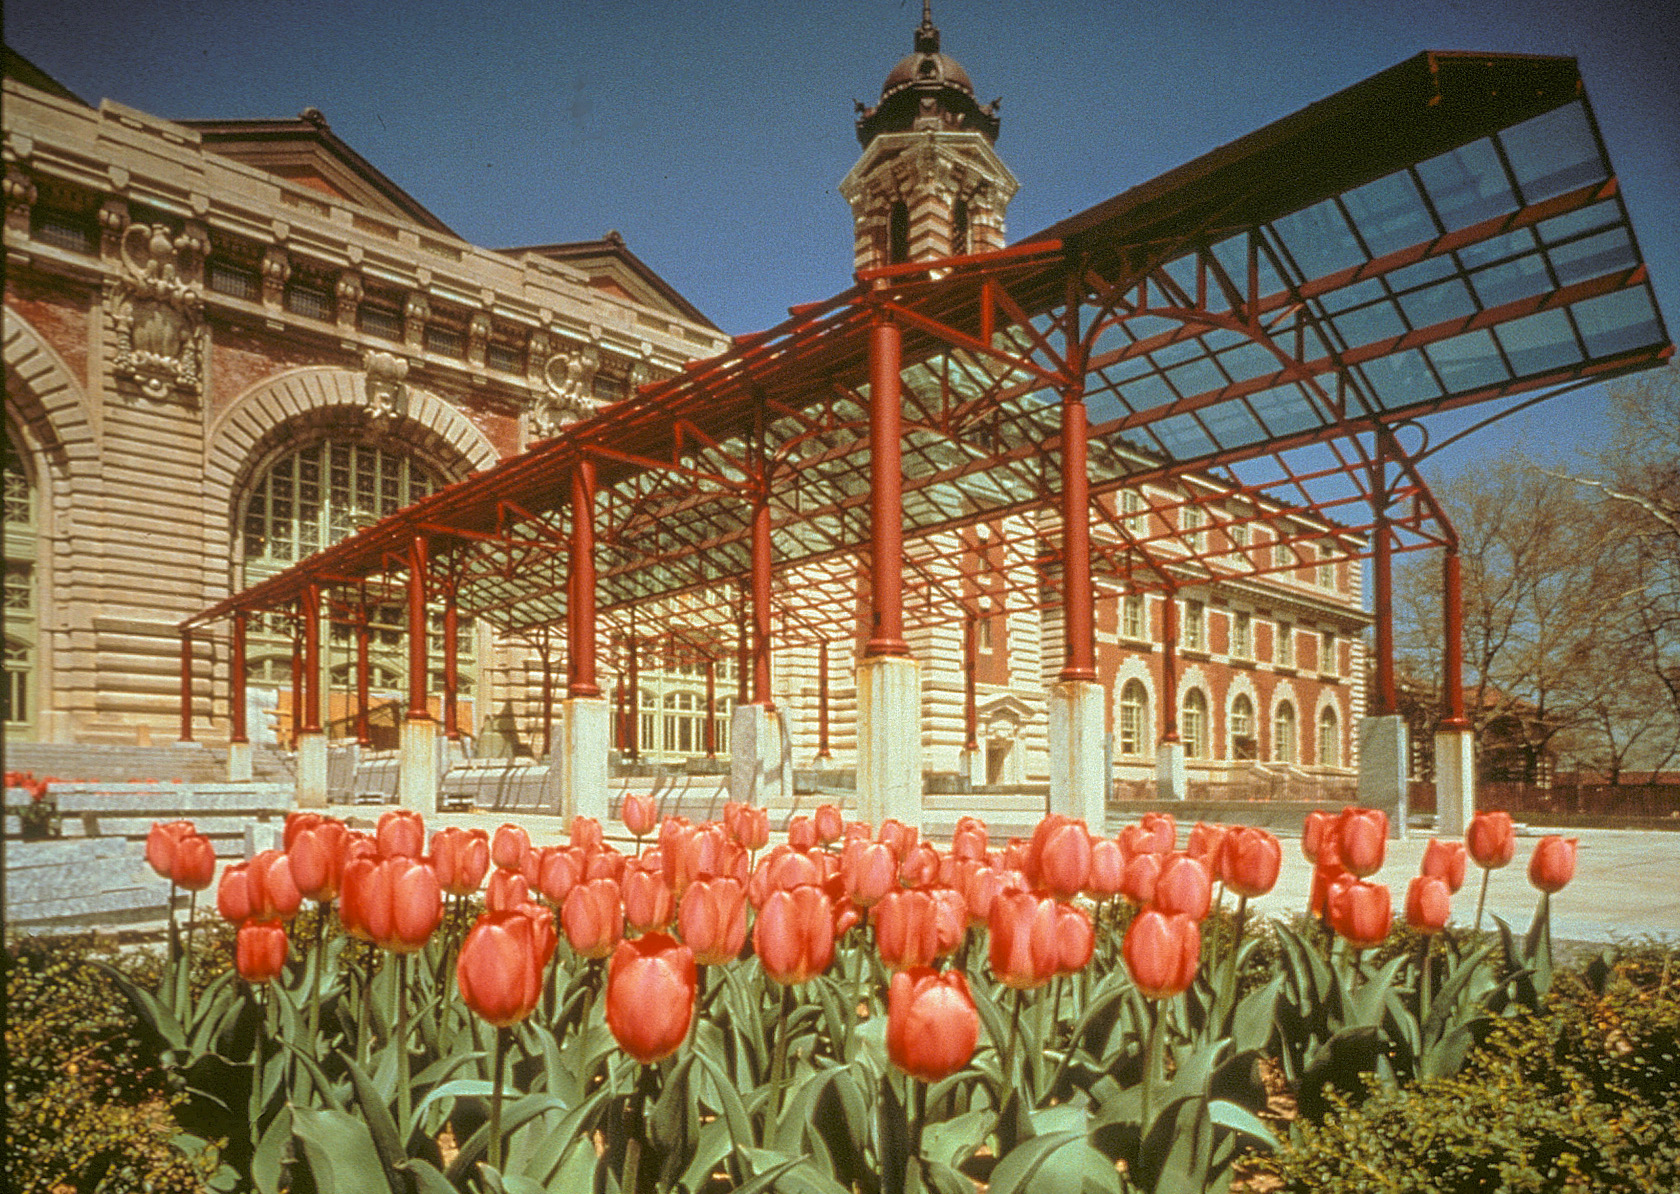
[841,2,1018,273]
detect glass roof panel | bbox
[1456,227,1539,270]
[1342,169,1438,258]
[1397,278,1479,328]
[1498,101,1607,204]
[1538,200,1622,246]
[1248,386,1324,438]
[1320,276,1389,315]
[1548,228,1638,287]
[1216,341,1281,383]
[1211,234,1288,300]
[1199,399,1269,450]
[1571,287,1664,358]
[1358,348,1444,409]
[1270,198,1369,283]
[1493,309,1583,377]
[1152,413,1217,458]
[1151,337,1206,368]
[1165,356,1227,398]
[1113,371,1176,413]
[1425,329,1509,392]
[1415,138,1519,231]
[1328,300,1409,348]
[1469,254,1552,308]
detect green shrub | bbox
[1261,943,1680,1193]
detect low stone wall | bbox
[4,837,175,929]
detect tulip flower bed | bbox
[5,801,1669,1194]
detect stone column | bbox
[1049,680,1105,825]
[563,460,608,821]
[398,537,438,813]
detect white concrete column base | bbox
[296,731,328,808]
[1155,740,1188,802]
[1358,714,1409,837]
[560,698,609,822]
[856,655,922,829]
[729,703,792,808]
[1048,679,1106,825]
[959,746,983,790]
[399,717,440,813]
[227,741,254,782]
[1434,726,1475,838]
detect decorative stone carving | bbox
[334,270,363,330]
[98,198,129,259]
[260,245,290,308]
[3,165,35,234]
[529,340,601,439]
[526,328,552,389]
[362,350,409,424]
[466,311,491,367]
[107,222,204,402]
[403,293,429,350]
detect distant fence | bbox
[1111,773,1359,805]
[1478,781,1680,820]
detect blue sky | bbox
[8,0,1675,474]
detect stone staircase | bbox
[4,741,226,783]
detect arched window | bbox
[1182,689,1209,759]
[1230,693,1256,760]
[952,198,970,256]
[4,437,37,737]
[1118,679,1149,755]
[888,201,910,264]
[1273,700,1297,764]
[1318,706,1340,767]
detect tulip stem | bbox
[1001,988,1025,1089]
[308,901,325,1042]
[489,1024,509,1172]
[1221,894,1248,1033]
[356,950,374,1067]
[168,879,179,965]
[184,890,196,984]
[1141,999,1165,1135]
[395,954,411,1139]
[910,1075,928,1173]
[1418,936,1433,1030]
[769,980,796,1118]
[1473,865,1491,935]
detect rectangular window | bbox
[1274,539,1294,568]
[1318,544,1337,589]
[209,260,261,301]
[1234,612,1252,658]
[487,342,523,374]
[1183,599,1205,650]
[1230,523,1250,548]
[1321,630,1338,675]
[977,617,994,651]
[360,305,404,340]
[425,325,464,358]
[31,210,94,254]
[1122,594,1144,640]
[1121,490,1146,535]
[1277,622,1294,667]
[285,283,333,321]
[1183,507,1206,553]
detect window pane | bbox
[1498,102,1606,204]
[1416,139,1518,231]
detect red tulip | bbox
[431,826,491,896]
[1467,811,1516,869]
[1030,816,1093,899]
[146,820,194,881]
[873,888,942,972]
[671,824,733,895]
[963,863,1020,926]
[1405,876,1452,935]
[217,850,301,924]
[235,919,288,983]
[1336,807,1388,878]
[951,816,989,863]
[724,803,769,851]
[606,933,696,1065]
[1084,837,1123,900]
[1328,879,1392,947]
[172,831,218,892]
[586,848,626,883]
[887,967,979,1083]
[1054,901,1095,975]
[538,846,583,905]
[751,845,822,908]
[1120,851,1163,907]
[487,868,530,913]
[1139,812,1177,854]
[562,877,624,959]
[877,818,918,861]
[289,819,349,902]
[1302,811,1334,863]
[458,909,550,1027]
[1219,827,1281,898]
[376,809,425,859]
[677,876,749,965]
[283,810,321,852]
[899,842,942,888]
[1124,910,1200,999]
[571,815,604,854]
[814,803,844,845]
[491,823,531,871]
[623,861,676,933]
[1186,822,1228,868]
[1528,835,1577,894]
[987,891,1061,990]
[355,857,444,952]
[931,886,967,956]
[1420,838,1468,893]
[842,840,899,907]
[787,816,818,852]
[621,792,658,838]
[1152,854,1213,921]
[753,885,835,984]
[1310,861,1352,919]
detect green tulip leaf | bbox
[694,1049,756,1159]
[1208,1097,1278,1148]
[987,1129,1122,1194]
[400,1158,460,1194]
[921,1108,993,1169]
[879,1071,911,1194]
[1348,954,1408,1028]
[251,1104,292,1194]
[341,1055,407,1184]
[678,1116,741,1193]
[445,1092,570,1185]
[276,1038,351,1114]
[1232,972,1283,1055]
[292,1104,397,1192]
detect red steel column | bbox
[1441,545,1468,729]
[704,658,717,758]
[539,629,555,756]
[737,601,750,703]
[1371,441,1397,717]
[301,583,322,733]
[1059,387,1097,681]
[178,630,194,742]
[569,460,601,698]
[615,671,626,749]
[289,628,302,747]
[229,613,248,745]
[866,313,908,657]
[751,487,773,705]
[442,590,460,740]
[963,614,979,752]
[817,640,832,759]
[355,608,372,746]
[407,535,429,721]
[627,635,640,761]
[1160,595,1180,743]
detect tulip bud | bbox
[724,803,769,851]
[842,840,898,908]
[1405,875,1452,935]
[431,826,491,897]
[987,891,1060,990]
[571,816,604,854]
[1054,901,1095,975]
[1186,822,1228,868]
[1029,816,1092,899]
[487,868,530,913]
[962,863,1018,926]
[677,876,749,965]
[1420,838,1468,893]
[491,823,531,872]
[457,910,547,1027]
[1123,909,1200,999]
[171,831,218,892]
[362,857,444,952]
[1086,837,1124,899]
[1335,807,1388,878]
[623,861,676,933]
[235,919,288,984]
[621,792,658,839]
[562,877,624,959]
[813,803,843,845]
[1328,879,1392,948]
[1527,835,1577,894]
[1120,851,1162,907]
[1139,812,1177,854]
[873,888,942,972]
[1466,811,1516,869]
[145,820,194,881]
[376,809,425,860]
[289,819,348,902]
[899,841,942,888]
[1152,854,1213,921]
[1219,827,1282,899]
[1302,811,1334,863]
[877,818,918,861]
[606,933,697,1064]
[753,885,835,984]
[787,816,818,852]
[283,810,321,853]
[887,967,979,1083]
